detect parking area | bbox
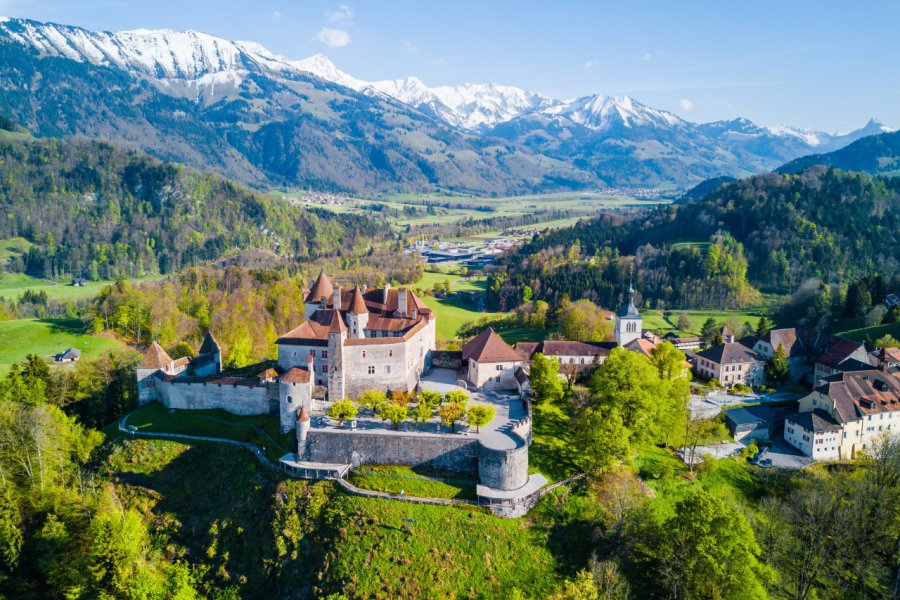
[679,432,813,470]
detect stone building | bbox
[693,339,765,386]
[275,271,436,399]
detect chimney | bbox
[398,288,408,317]
[308,351,314,373]
[333,285,341,309]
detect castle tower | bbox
[327,312,347,401]
[197,330,222,375]
[297,406,311,459]
[347,286,368,339]
[615,284,642,346]
[304,270,334,319]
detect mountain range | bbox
[0,16,894,195]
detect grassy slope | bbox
[0,272,167,302]
[642,309,764,337]
[348,465,478,500]
[125,403,295,463]
[102,436,570,599]
[0,318,129,374]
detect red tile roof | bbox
[817,369,900,422]
[140,342,172,369]
[462,328,522,363]
[349,286,367,314]
[304,270,334,304]
[281,367,311,383]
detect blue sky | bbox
[2,0,898,131]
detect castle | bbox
[136,270,436,433]
[135,277,648,515]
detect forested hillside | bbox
[0,134,379,280]
[778,129,900,175]
[492,166,900,310]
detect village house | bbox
[750,328,868,384]
[692,339,765,387]
[787,366,900,459]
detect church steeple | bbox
[615,280,642,346]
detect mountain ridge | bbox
[0,16,893,194]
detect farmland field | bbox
[0,318,131,374]
[642,309,766,336]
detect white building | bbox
[784,410,842,460]
[614,285,642,347]
[462,328,525,391]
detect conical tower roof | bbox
[199,331,221,355]
[304,270,334,304]
[349,285,367,314]
[297,406,311,422]
[140,341,172,369]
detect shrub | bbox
[443,390,469,407]
[357,390,388,413]
[328,400,358,425]
[416,390,442,409]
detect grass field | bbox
[125,403,295,463]
[0,318,129,374]
[642,309,765,336]
[420,294,505,341]
[288,189,669,234]
[0,237,31,261]
[833,320,900,343]
[348,465,478,500]
[0,272,167,302]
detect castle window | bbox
[389,350,393,357]
[322,350,328,359]
[362,350,366,358]
[323,365,329,373]
[385,365,391,374]
[368,366,375,375]
[287,396,292,404]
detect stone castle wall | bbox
[306,424,529,491]
[155,379,277,416]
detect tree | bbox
[874,333,899,349]
[443,390,469,407]
[327,400,357,426]
[655,488,772,599]
[378,403,408,430]
[767,341,790,385]
[700,317,719,348]
[529,353,564,404]
[677,312,690,332]
[649,341,687,382]
[357,390,388,413]
[438,402,465,432]
[413,402,433,424]
[573,407,631,476]
[588,347,665,444]
[755,314,772,337]
[557,299,612,342]
[416,390,442,409]
[465,403,496,433]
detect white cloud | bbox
[433,56,447,66]
[642,52,653,61]
[679,98,695,111]
[404,41,418,55]
[326,4,354,23]
[316,27,352,48]
[583,59,600,72]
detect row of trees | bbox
[328,389,496,433]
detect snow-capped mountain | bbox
[543,94,687,130]
[0,16,894,194]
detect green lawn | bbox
[125,403,295,463]
[0,318,129,375]
[420,293,506,342]
[833,320,900,343]
[0,237,32,261]
[348,465,478,500]
[642,309,765,336]
[0,272,166,302]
